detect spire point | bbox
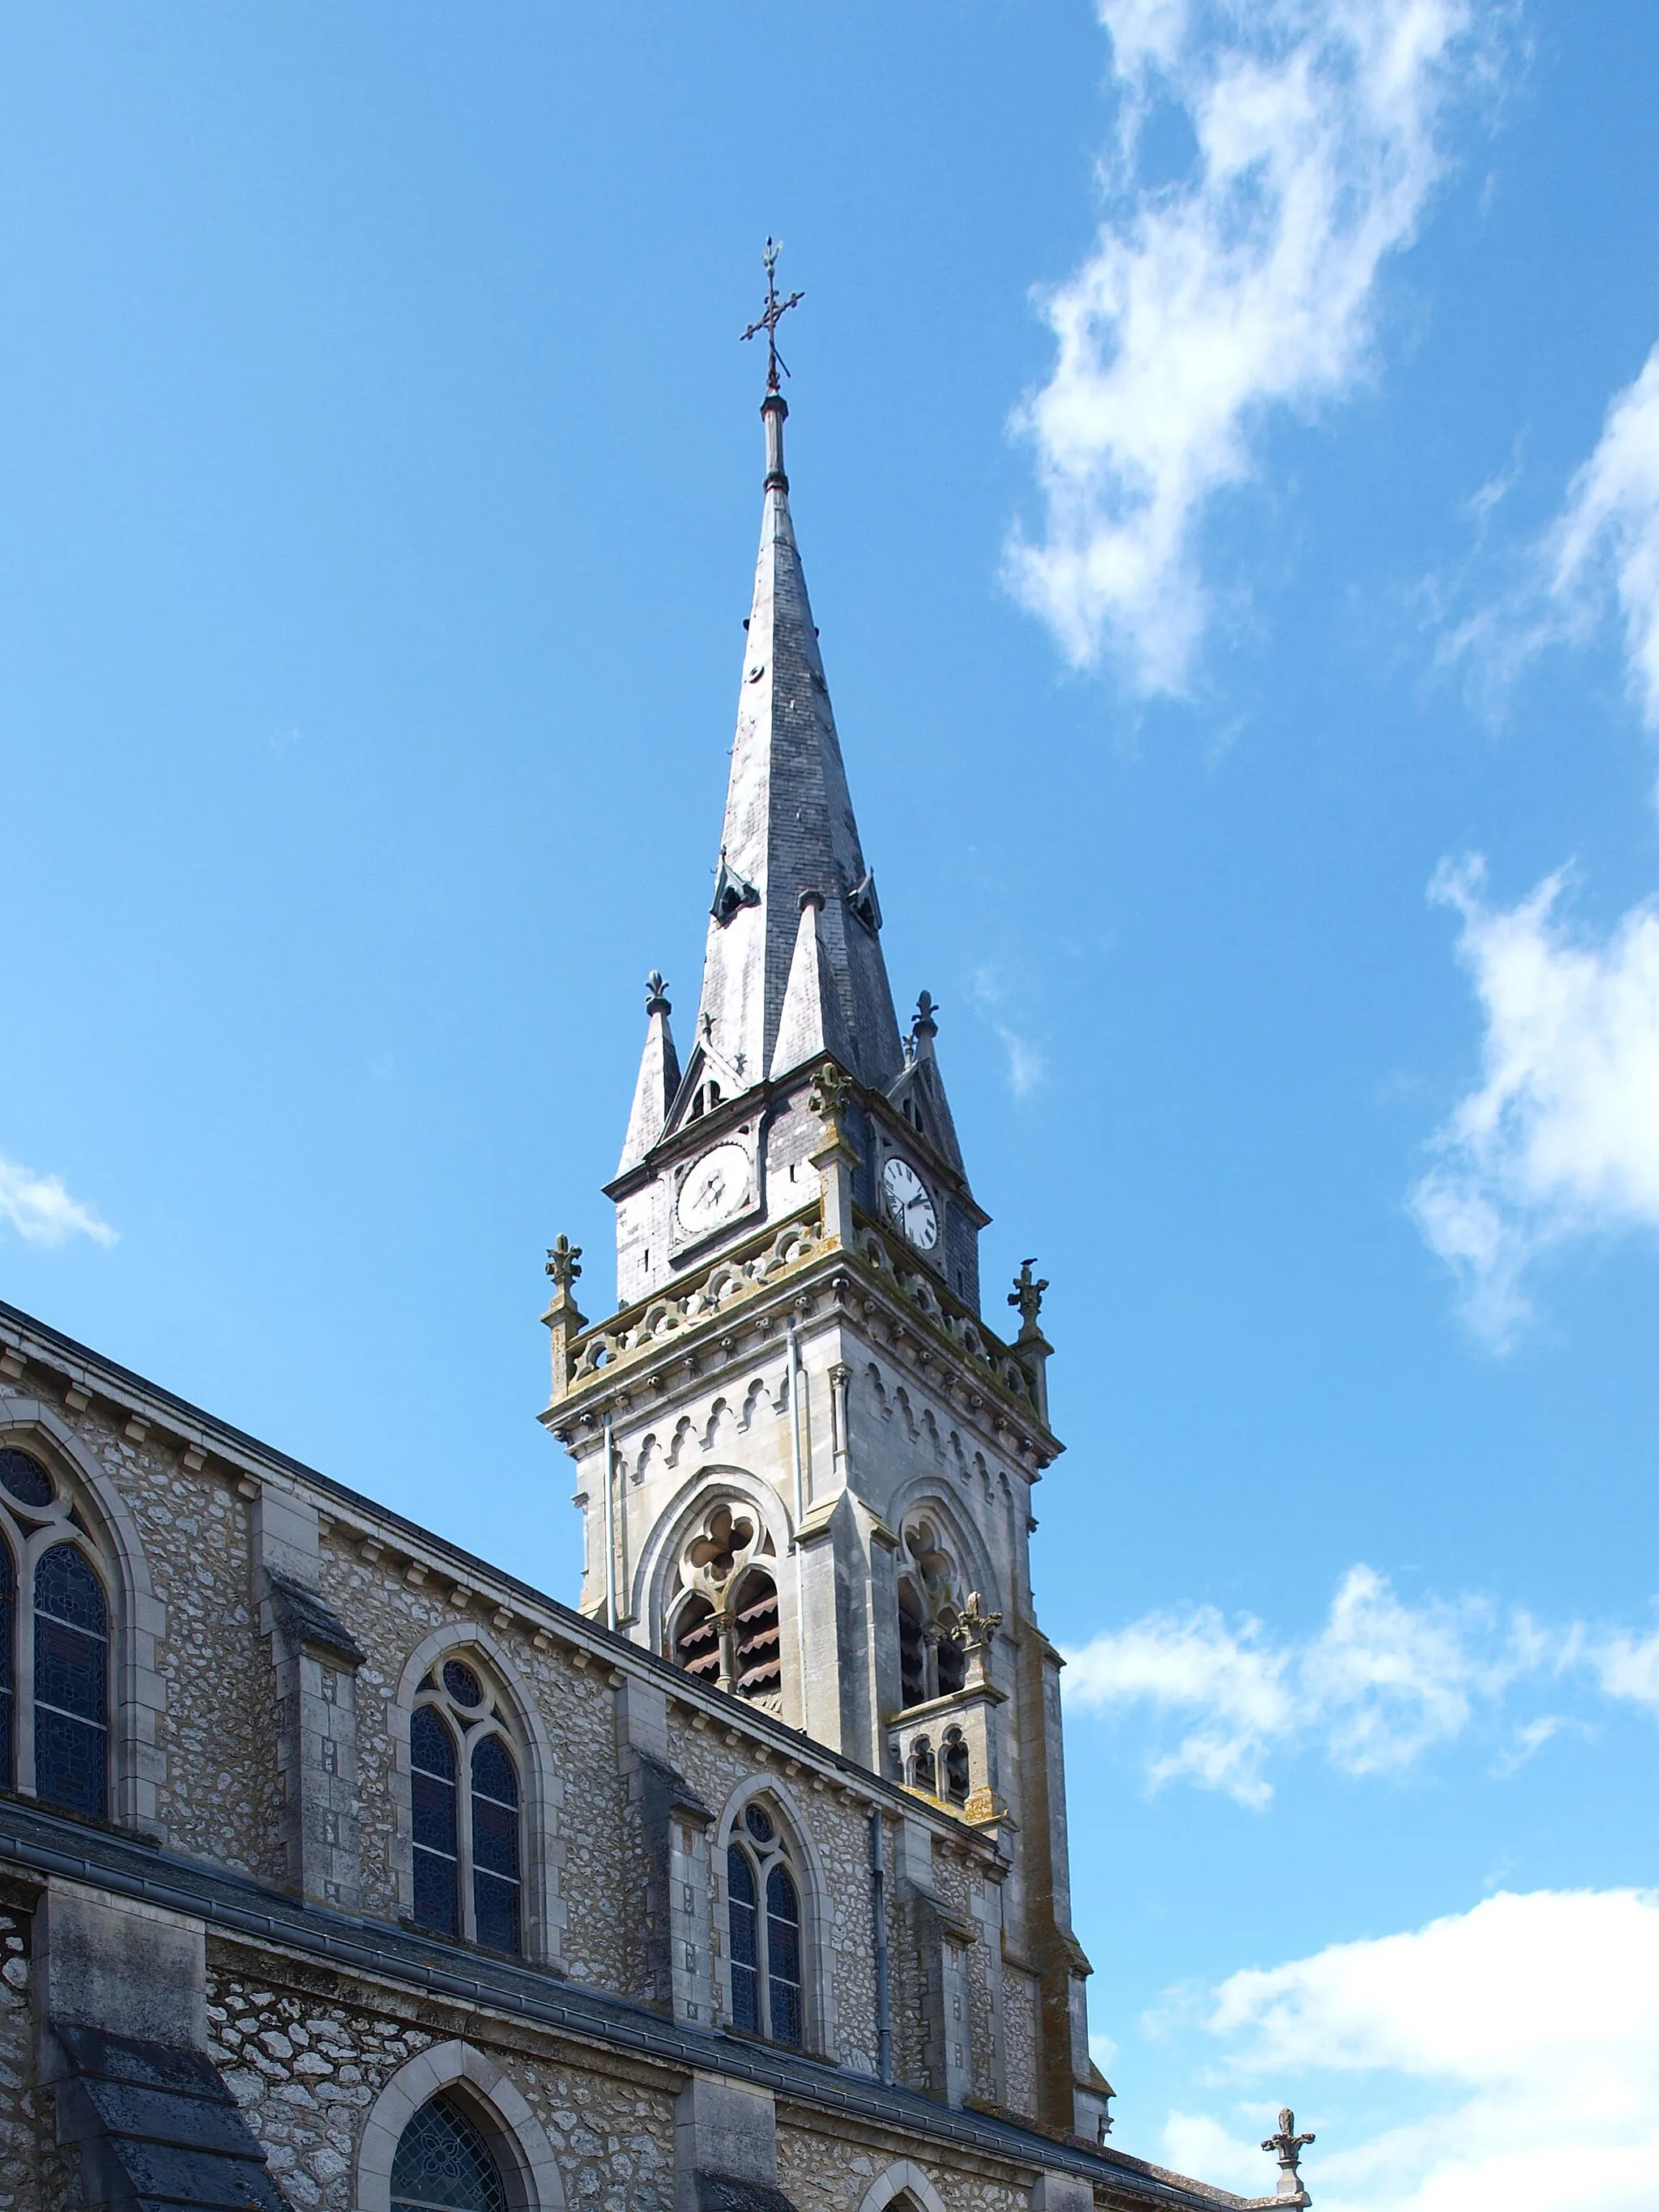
[645,971,671,1016]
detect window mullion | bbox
[457,1724,476,1943]
[756,1845,771,2040]
[15,1580,36,1795]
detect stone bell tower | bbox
[540,296,1108,2139]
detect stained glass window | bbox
[766,1863,803,2047]
[0,1448,56,1510]
[410,1657,525,1957]
[727,1841,758,2034]
[390,2094,507,2212]
[411,1706,459,1937]
[726,1801,807,2048]
[34,1544,108,1818]
[0,1535,14,1792]
[470,1735,521,1954]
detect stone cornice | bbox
[548,1206,1060,1471]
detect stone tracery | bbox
[666,1496,783,1711]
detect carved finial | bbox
[740,237,804,396]
[914,990,938,1036]
[1009,1258,1048,1332]
[1261,2109,1314,2197]
[809,1059,855,1126]
[544,1235,583,1292]
[954,1592,1003,1652]
[645,971,671,1016]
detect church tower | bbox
[542,300,1108,2138]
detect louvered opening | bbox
[732,1571,781,1701]
[898,1581,927,1708]
[672,1594,722,1685]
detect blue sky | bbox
[4,5,1659,2205]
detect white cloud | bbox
[1009,0,1487,691]
[1064,1565,1555,1805]
[1410,857,1659,1344]
[1548,342,1659,733]
[0,1151,117,1250]
[1181,1888,1659,2212]
[1582,1622,1659,1714]
[1065,1602,1294,1807]
[1160,2108,1277,2199]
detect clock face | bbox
[676,1142,752,1236]
[882,1156,939,1251]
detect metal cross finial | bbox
[741,237,804,394]
[1261,2108,1315,2196]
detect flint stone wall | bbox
[774,2122,1034,2212]
[207,1945,679,2212]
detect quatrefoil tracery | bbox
[684,1502,758,1596]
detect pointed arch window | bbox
[0,1531,14,1792]
[409,1659,522,1955]
[390,2093,507,2212]
[667,1504,785,1715]
[724,1801,804,2048]
[0,1446,111,1819]
[940,1725,970,1807]
[896,1515,964,1711]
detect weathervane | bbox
[741,237,804,394]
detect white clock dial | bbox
[676,1142,752,1234]
[882,1156,939,1251]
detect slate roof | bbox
[684,394,905,1104]
[46,2018,288,2211]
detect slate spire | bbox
[617,972,681,1174]
[684,390,903,1106]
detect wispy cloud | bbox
[0,1150,117,1251]
[1435,342,1659,772]
[1064,1566,1659,1808]
[966,968,1047,1099]
[1410,858,1659,1345]
[1064,1565,1542,1805]
[1008,0,1492,693]
[1548,342,1659,737]
[1166,1887,1659,2212]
